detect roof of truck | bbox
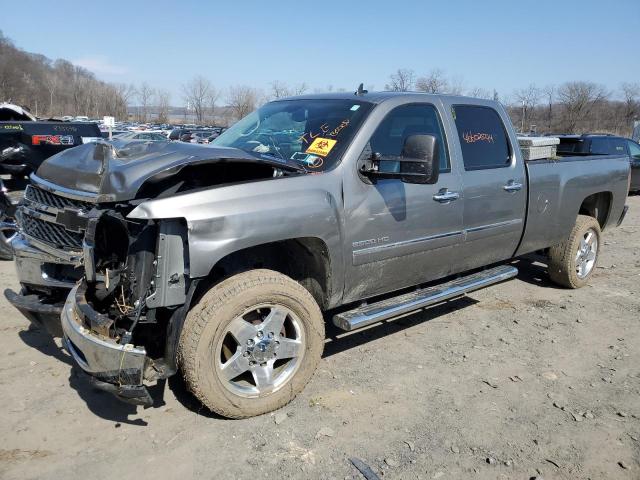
[274,91,489,104]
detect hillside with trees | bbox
[0,30,131,119]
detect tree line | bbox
[0,31,131,119]
[384,68,640,136]
[2,30,638,135]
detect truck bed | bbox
[516,154,630,256]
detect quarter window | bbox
[367,104,450,172]
[453,105,511,170]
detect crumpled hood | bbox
[35,140,291,202]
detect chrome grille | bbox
[19,211,84,250]
[24,185,94,211]
[18,184,94,251]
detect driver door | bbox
[342,102,464,303]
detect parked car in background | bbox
[114,131,169,141]
[0,103,36,121]
[0,119,102,261]
[168,128,192,141]
[191,131,215,144]
[556,134,640,192]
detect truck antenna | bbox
[355,83,368,96]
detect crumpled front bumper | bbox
[4,234,82,337]
[61,282,153,406]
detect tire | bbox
[548,214,601,289]
[0,190,23,261]
[178,269,325,418]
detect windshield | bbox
[212,99,373,171]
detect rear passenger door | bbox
[450,104,527,270]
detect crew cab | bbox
[6,92,630,418]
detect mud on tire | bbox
[177,269,325,418]
[548,214,601,289]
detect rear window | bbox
[452,105,511,170]
[557,139,584,153]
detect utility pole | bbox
[521,100,525,133]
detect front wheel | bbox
[178,269,325,418]
[548,214,601,288]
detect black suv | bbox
[556,134,640,193]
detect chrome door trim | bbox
[352,230,464,266]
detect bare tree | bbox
[385,68,415,92]
[269,81,308,100]
[156,89,171,124]
[270,80,290,99]
[43,72,59,116]
[448,76,466,95]
[514,84,541,132]
[415,69,449,93]
[206,87,220,123]
[467,87,493,99]
[137,82,155,122]
[556,81,608,132]
[182,75,215,124]
[0,31,132,119]
[621,82,640,127]
[542,85,555,131]
[227,85,261,120]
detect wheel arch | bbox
[206,237,334,310]
[578,191,612,230]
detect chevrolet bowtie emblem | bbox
[55,208,87,233]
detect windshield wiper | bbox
[247,150,308,173]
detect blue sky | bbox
[2,0,639,104]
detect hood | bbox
[35,140,301,202]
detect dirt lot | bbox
[1,198,639,480]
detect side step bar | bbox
[333,265,518,331]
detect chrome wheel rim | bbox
[576,228,598,279]
[215,303,304,398]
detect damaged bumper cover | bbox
[4,234,82,337]
[61,281,153,406]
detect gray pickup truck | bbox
[5,92,630,418]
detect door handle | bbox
[503,181,523,192]
[433,189,460,203]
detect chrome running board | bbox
[333,265,518,331]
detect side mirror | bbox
[361,134,440,185]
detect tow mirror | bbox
[361,134,440,185]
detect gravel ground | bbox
[1,197,639,480]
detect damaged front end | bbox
[62,210,190,406]
[9,140,298,405]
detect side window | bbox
[589,138,611,154]
[628,140,640,160]
[609,138,627,155]
[452,105,511,170]
[368,104,450,172]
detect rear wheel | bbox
[548,215,601,288]
[0,190,23,261]
[178,269,324,418]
